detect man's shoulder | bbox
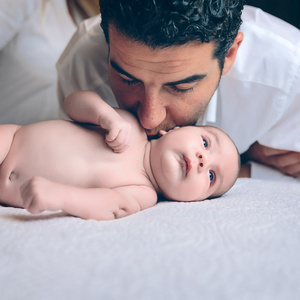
[56,14,117,108]
[56,14,107,71]
[228,6,300,89]
[242,6,300,45]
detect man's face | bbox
[108,25,222,137]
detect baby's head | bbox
[150,125,240,202]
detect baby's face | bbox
[150,126,239,201]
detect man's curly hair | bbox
[99,0,245,69]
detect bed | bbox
[1,176,300,300]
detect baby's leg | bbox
[0,124,21,165]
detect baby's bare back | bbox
[0,120,148,207]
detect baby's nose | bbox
[197,152,208,168]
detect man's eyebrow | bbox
[110,60,139,81]
[110,59,207,85]
[165,74,207,86]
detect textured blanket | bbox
[1,178,300,300]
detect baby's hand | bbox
[20,177,62,214]
[101,117,132,153]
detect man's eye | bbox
[120,77,137,86]
[202,138,208,148]
[169,85,194,94]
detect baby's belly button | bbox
[9,171,17,181]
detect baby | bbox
[0,91,240,220]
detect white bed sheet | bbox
[1,178,300,300]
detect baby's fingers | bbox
[106,131,130,152]
[20,182,30,206]
[105,126,132,153]
[105,128,119,142]
[20,178,44,214]
[20,182,37,213]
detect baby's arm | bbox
[21,177,157,220]
[64,90,131,152]
[0,124,21,165]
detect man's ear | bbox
[222,32,244,76]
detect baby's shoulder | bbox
[115,108,139,124]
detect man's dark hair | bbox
[99,0,245,70]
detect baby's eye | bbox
[202,138,208,148]
[209,171,215,184]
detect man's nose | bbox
[137,89,166,130]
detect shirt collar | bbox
[196,88,218,125]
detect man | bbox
[56,0,300,179]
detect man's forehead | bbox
[108,25,216,65]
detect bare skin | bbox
[242,142,300,178]
[106,25,300,178]
[0,91,239,220]
[0,110,156,220]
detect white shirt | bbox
[56,6,300,180]
[0,0,77,125]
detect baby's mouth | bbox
[183,156,191,175]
